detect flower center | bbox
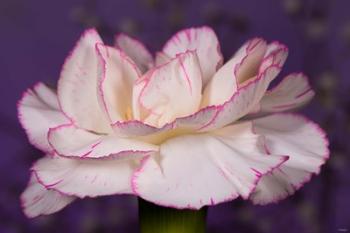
[125,106,133,121]
[136,127,196,145]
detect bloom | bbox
[19,26,329,218]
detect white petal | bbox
[234,39,268,85]
[162,26,223,85]
[34,156,136,198]
[174,105,219,130]
[18,83,68,153]
[21,173,75,218]
[115,33,153,73]
[259,73,315,112]
[200,65,281,131]
[132,51,202,127]
[250,113,329,204]
[57,29,111,133]
[96,44,140,124]
[113,106,220,137]
[48,124,158,159]
[112,120,174,137]
[155,52,171,66]
[112,106,221,139]
[32,83,60,109]
[202,38,267,106]
[259,42,288,73]
[132,122,288,209]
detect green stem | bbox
[138,198,207,233]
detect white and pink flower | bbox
[18,26,329,218]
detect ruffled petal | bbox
[115,33,153,73]
[34,156,137,198]
[155,52,171,66]
[21,173,75,218]
[259,42,288,74]
[132,122,288,209]
[57,29,111,133]
[200,64,282,131]
[111,108,219,145]
[162,26,223,85]
[202,38,267,106]
[96,44,140,124]
[18,83,68,153]
[112,105,219,137]
[234,39,268,85]
[132,51,202,127]
[250,113,329,204]
[174,105,219,130]
[112,120,174,137]
[259,73,315,112]
[48,124,158,159]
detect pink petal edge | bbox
[57,28,101,124]
[265,72,315,110]
[31,157,136,198]
[96,43,141,124]
[162,26,224,84]
[131,122,290,209]
[17,82,67,154]
[131,150,288,210]
[20,172,75,218]
[199,64,282,131]
[115,33,154,63]
[47,123,157,159]
[251,113,330,205]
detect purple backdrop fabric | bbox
[0,0,349,232]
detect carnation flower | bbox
[19,26,329,218]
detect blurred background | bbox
[1,0,349,232]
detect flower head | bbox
[19,26,329,217]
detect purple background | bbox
[1,0,349,232]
